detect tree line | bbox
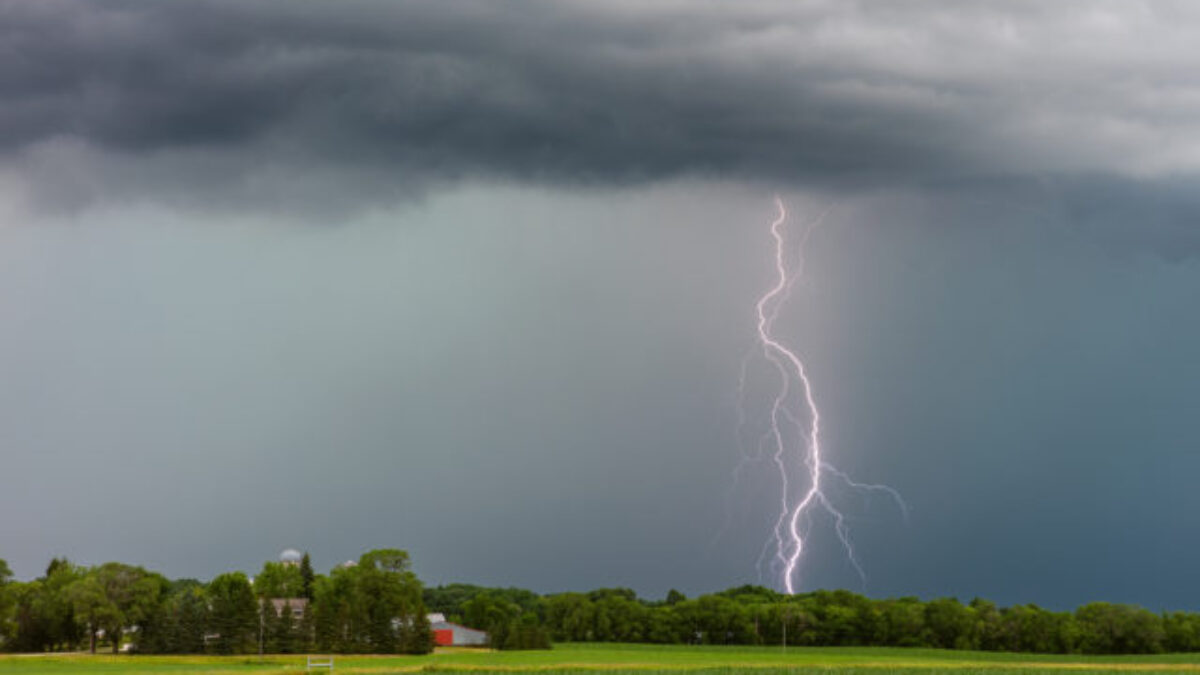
[6,552,1200,656]
[0,550,431,655]
[425,584,1200,655]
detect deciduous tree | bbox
[207,573,257,654]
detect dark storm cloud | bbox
[6,0,1200,215]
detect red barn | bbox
[427,613,489,647]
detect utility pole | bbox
[259,599,265,660]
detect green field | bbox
[4,644,1200,674]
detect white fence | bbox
[306,655,334,671]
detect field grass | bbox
[4,643,1200,674]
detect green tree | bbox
[260,598,300,654]
[470,592,551,649]
[40,560,85,651]
[259,596,276,655]
[358,549,427,653]
[924,597,978,649]
[207,573,258,654]
[8,581,49,652]
[91,562,164,653]
[4,558,87,653]
[593,594,650,642]
[495,612,551,650]
[758,601,815,647]
[64,576,117,654]
[647,601,684,643]
[0,560,12,648]
[463,593,521,635]
[540,592,592,642]
[299,554,315,601]
[970,598,1004,651]
[879,597,927,647]
[424,583,488,619]
[141,580,207,654]
[175,585,210,653]
[673,595,753,645]
[313,549,431,654]
[717,585,781,605]
[1076,602,1164,655]
[798,590,876,646]
[1164,611,1200,652]
[253,562,303,600]
[296,598,316,654]
[997,604,1076,654]
[274,600,298,654]
[314,567,367,653]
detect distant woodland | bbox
[1,554,1197,655]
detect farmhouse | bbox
[268,597,307,620]
[426,613,488,646]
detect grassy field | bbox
[4,643,1200,674]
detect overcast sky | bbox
[3,1,1200,610]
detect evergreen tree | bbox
[259,597,276,654]
[265,599,299,654]
[40,559,85,651]
[173,585,209,654]
[299,554,315,601]
[405,611,433,654]
[297,600,315,654]
[206,573,257,655]
[277,601,297,654]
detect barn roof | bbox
[430,620,487,636]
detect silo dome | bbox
[280,548,303,564]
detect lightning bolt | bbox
[746,196,906,594]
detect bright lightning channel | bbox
[749,196,906,595]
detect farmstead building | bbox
[426,613,488,646]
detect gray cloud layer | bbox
[4,185,1200,608]
[5,4,1200,605]
[6,0,1200,215]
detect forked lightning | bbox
[750,197,906,594]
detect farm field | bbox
[4,644,1200,674]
